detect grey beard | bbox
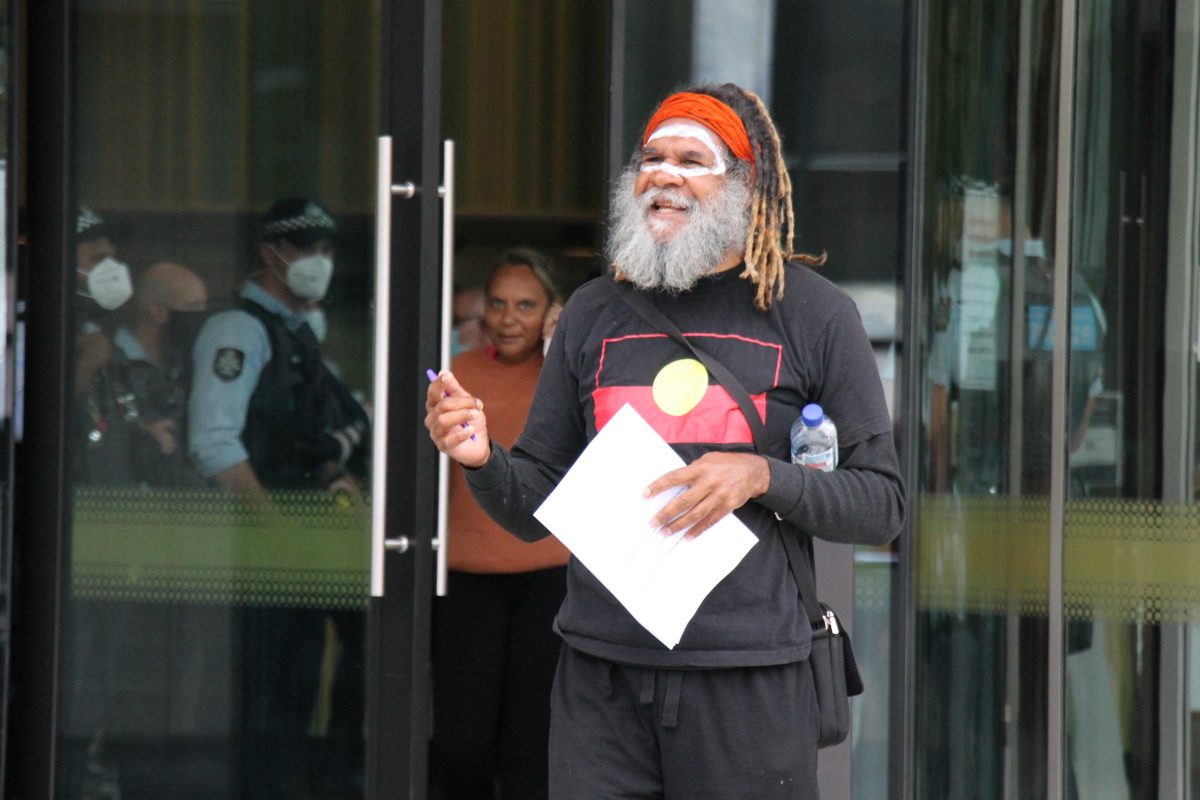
[605,168,751,294]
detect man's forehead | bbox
[172,282,208,309]
[78,236,115,252]
[77,236,116,264]
[641,141,716,163]
[282,237,334,255]
[454,290,484,311]
[644,118,724,157]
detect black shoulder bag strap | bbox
[609,279,824,628]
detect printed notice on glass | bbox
[958,185,1001,390]
[533,403,758,649]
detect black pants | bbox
[240,606,364,799]
[430,567,567,800]
[549,646,820,800]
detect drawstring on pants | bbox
[639,671,655,704]
[635,667,685,728]
[661,671,682,728]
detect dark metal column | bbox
[8,0,72,796]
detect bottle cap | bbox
[801,403,824,427]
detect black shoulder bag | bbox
[611,279,862,748]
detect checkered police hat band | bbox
[77,208,105,235]
[261,203,336,238]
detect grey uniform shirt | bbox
[187,281,309,478]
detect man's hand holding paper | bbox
[533,403,758,649]
[644,450,772,538]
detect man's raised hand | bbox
[425,370,491,468]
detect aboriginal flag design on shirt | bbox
[591,332,782,445]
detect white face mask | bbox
[79,257,133,311]
[304,307,327,343]
[272,246,334,301]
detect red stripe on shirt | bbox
[593,384,766,444]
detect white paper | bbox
[533,403,758,648]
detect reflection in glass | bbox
[59,3,378,797]
[1061,2,1174,798]
[914,3,1061,798]
[917,1,1183,797]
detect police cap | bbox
[259,198,338,248]
[75,206,132,244]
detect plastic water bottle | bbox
[790,403,838,471]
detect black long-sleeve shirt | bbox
[465,266,905,668]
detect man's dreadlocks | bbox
[688,83,825,310]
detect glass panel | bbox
[1064,2,1174,798]
[913,3,1061,798]
[59,2,379,797]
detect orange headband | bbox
[642,92,755,166]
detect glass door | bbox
[1063,3,1175,798]
[910,1,1193,798]
[10,0,444,797]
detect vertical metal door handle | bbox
[434,140,455,597]
[370,136,394,598]
[370,135,421,597]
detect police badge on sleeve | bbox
[213,348,245,382]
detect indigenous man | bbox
[427,83,905,798]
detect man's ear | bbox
[258,241,280,269]
[148,302,169,326]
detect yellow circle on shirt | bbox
[652,358,708,416]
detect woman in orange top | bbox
[430,249,567,800]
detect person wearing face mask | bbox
[430,248,568,800]
[71,206,140,486]
[451,285,488,356]
[111,261,210,487]
[186,198,366,797]
[66,206,140,799]
[187,197,351,493]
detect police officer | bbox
[188,197,364,493]
[187,197,366,797]
[69,205,137,800]
[72,206,138,486]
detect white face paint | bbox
[641,122,728,178]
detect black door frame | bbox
[367,0,443,796]
[8,0,444,796]
[9,0,72,794]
